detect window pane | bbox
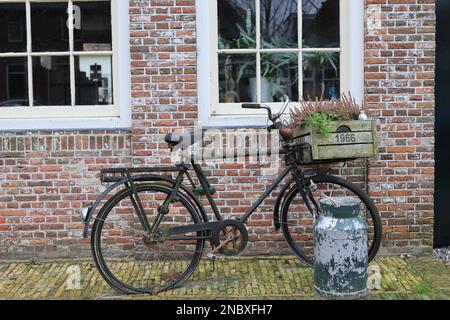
[303,0,340,48]
[74,1,112,51]
[0,58,28,107]
[33,56,70,106]
[261,53,298,102]
[31,2,69,52]
[261,0,298,49]
[218,0,256,49]
[0,3,27,53]
[303,52,340,100]
[219,54,256,103]
[75,55,113,105]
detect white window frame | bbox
[0,0,131,131]
[197,0,364,128]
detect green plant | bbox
[219,11,340,100]
[234,9,255,49]
[26,257,39,266]
[219,9,298,92]
[302,50,339,100]
[302,51,338,75]
[289,93,363,136]
[412,276,438,295]
[304,111,339,136]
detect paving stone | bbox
[0,256,448,300]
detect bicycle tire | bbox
[91,183,205,294]
[281,175,382,268]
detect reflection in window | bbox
[218,0,256,49]
[0,3,27,53]
[33,57,71,106]
[74,1,112,51]
[261,53,298,102]
[31,2,69,52]
[0,0,116,112]
[216,0,341,105]
[219,54,256,103]
[303,52,340,100]
[75,56,113,105]
[303,0,340,48]
[0,58,28,107]
[261,0,298,49]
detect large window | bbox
[198,0,363,125]
[0,0,121,121]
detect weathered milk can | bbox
[314,197,369,299]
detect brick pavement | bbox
[0,256,448,300]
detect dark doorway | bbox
[435,0,450,246]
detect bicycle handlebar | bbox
[242,103,261,109]
[241,96,290,135]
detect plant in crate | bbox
[286,94,377,163]
[289,94,362,136]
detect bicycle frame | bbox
[82,98,304,238]
[189,160,294,225]
[126,158,298,247]
[83,150,331,241]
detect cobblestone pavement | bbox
[0,256,448,300]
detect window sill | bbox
[0,116,132,132]
[200,115,270,129]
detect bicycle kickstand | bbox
[207,235,235,271]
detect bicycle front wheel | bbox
[281,175,382,268]
[91,183,205,294]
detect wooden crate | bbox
[292,120,378,162]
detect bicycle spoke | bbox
[281,175,381,268]
[92,184,205,294]
[94,218,138,233]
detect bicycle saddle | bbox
[165,130,205,149]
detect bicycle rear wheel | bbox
[281,175,382,268]
[91,183,205,294]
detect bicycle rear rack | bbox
[100,166,185,183]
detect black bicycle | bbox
[81,98,382,295]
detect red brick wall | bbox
[365,0,435,255]
[0,0,436,259]
[0,132,132,258]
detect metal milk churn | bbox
[314,197,369,299]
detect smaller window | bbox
[0,0,118,119]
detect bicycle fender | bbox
[82,177,129,238]
[82,175,208,238]
[273,178,294,231]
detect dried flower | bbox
[288,93,363,129]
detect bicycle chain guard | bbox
[160,219,248,256]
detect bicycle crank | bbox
[215,221,248,256]
[162,219,248,256]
